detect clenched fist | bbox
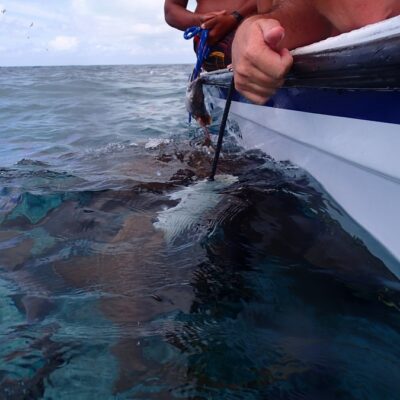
[232,16,293,104]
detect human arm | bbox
[200,0,258,45]
[164,0,207,31]
[232,0,334,103]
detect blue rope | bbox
[184,26,210,81]
[184,27,210,122]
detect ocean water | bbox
[0,64,399,399]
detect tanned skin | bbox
[164,0,257,45]
[232,0,400,103]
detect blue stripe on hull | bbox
[223,88,400,125]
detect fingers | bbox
[201,18,219,44]
[232,17,293,104]
[201,18,218,30]
[263,26,285,52]
[235,87,277,105]
[201,14,237,45]
[279,48,293,69]
[199,10,226,23]
[212,10,226,16]
[235,69,285,104]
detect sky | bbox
[0,0,197,66]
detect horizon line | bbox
[0,62,194,68]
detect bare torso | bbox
[195,0,249,14]
[257,0,400,33]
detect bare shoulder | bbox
[316,0,399,32]
[391,0,400,17]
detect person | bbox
[164,0,257,71]
[232,0,400,103]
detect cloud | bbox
[4,1,67,23]
[0,0,196,65]
[49,36,79,51]
[71,0,90,15]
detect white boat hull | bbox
[211,96,400,275]
[197,17,400,274]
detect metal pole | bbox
[209,77,235,181]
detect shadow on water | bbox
[165,161,400,400]
[0,141,399,399]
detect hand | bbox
[200,12,238,45]
[200,10,226,21]
[232,17,293,104]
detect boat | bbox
[201,16,400,274]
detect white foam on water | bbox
[154,174,238,243]
[145,138,171,149]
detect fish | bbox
[185,69,234,146]
[185,77,211,127]
[185,69,234,128]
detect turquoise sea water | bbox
[0,64,400,399]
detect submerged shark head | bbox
[154,174,238,244]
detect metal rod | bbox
[209,77,235,181]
